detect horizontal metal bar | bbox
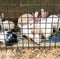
[0,4,60,6]
[0,10,59,12]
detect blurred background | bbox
[0,0,60,21]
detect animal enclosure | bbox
[0,0,60,49]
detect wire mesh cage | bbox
[0,0,60,50]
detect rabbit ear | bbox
[32,11,39,17]
[0,13,4,18]
[41,9,48,18]
[34,11,39,17]
[1,13,4,18]
[41,9,44,13]
[41,9,45,17]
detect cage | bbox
[0,0,60,50]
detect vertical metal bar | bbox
[0,0,2,52]
[11,0,15,51]
[26,0,29,49]
[33,0,36,49]
[53,0,56,48]
[39,0,42,49]
[20,0,24,49]
[5,0,9,52]
[46,0,51,48]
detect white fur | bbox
[38,15,60,39]
[0,13,15,31]
[0,31,8,43]
[18,14,34,28]
[22,20,34,38]
[1,20,15,31]
[41,9,44,14]
[21,20,41,44]
[34,12,39,17]
[18,13,41,44]
[18,13,60,44]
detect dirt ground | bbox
[0,47,60,59]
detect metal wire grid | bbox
[0,0,59,50]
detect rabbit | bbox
[34,9,60,40]
[1,20,15,31]
[0,31,17,46]
[0,13,15,31]
[17,12,43,44]
[38,14,60,40]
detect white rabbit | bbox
[1,20,15,31]
[0,13,15,31]
[18,12,41,44]
[38,15,60,39]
